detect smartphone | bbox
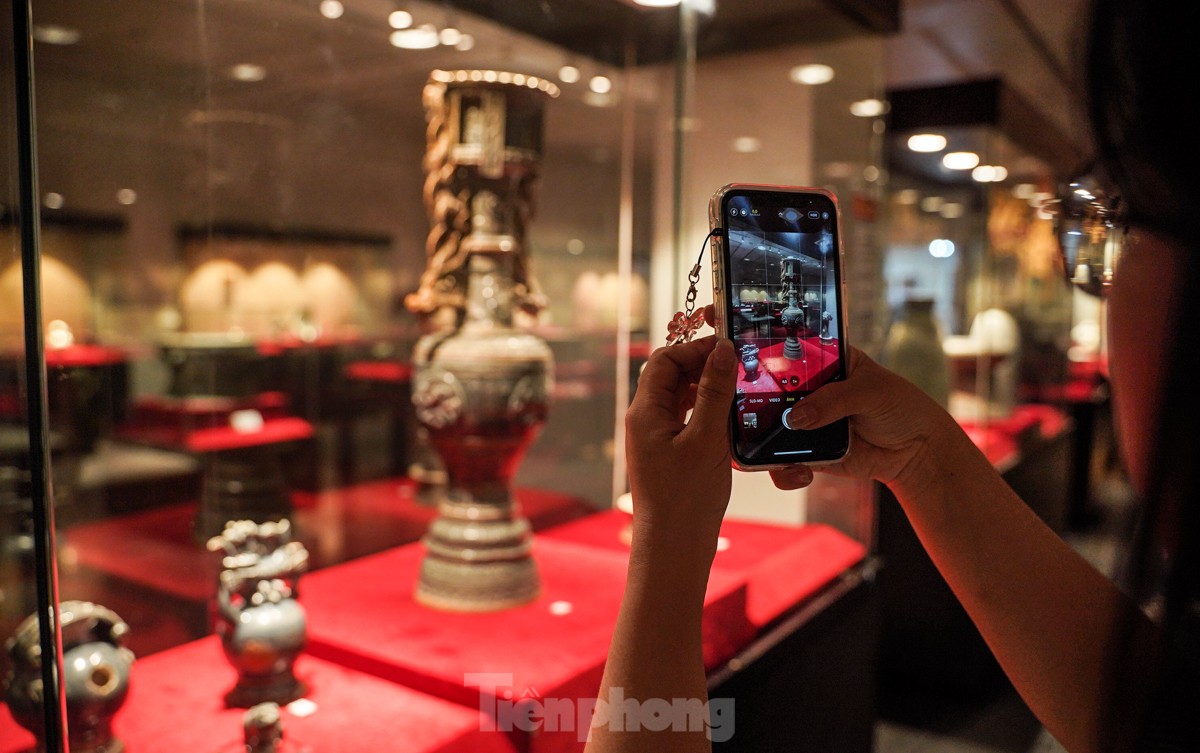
[708,183,851,469]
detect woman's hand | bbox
[624,335,741,557]
[769,345,956,496]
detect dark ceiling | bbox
[444,0,900,66]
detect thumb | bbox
[783,378,855,430]
[681,338,737,443]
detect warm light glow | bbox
[940,203,964,219]
[732,136,761,153]
[849,98,886,117]
[390,25,440,49]
[228,63,267,82]
[632,0,681,5]
[972,165,1009,182]
[1012,183,1036,199]
[907,133,946,153]
[929,239,956,258]
[388,10,413,28]
[32,24,81,45]
[116,188,137,205]
[896,188,920,205]
[319,0,344,19]
[43,192,64,209]
[567,239,585,255]
[439,27,462,46]
[789,64,834,85]
[558,65,581,84]
[583,91,615,108]
[454,33,475,51]
[589,75,613,94]
[943,151,980,170]
[919,196,944,213]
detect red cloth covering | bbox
[302,536,752,753]
[0,636,517,753]
[43,343,128,368]
[116,391,299,450]
[182,416,313,453]
[958,404,1070,470]
[754,339,840,393]
[343,360,413,383]
[63,480,593,602]
[541,511,866,630]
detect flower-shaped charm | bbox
[665,309,706,345]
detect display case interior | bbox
[4,1,897,749]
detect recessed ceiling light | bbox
[896,189,920,205]
[319,0,344,19]
[940,203,964,218]
[32,24,81,45]
[439,27,462,46]
[558,65,580,84]
[390,25,440,49]
[849,98,887,117]
[116,189,138,205]
[929,239,956,258]
[589,75,613,94]
[632,0,681,6]
[943,151,980,170]
[567,239,585,255]
[789,64,834,85]
[971,165,1008,183]
[388,10,413,29]
[732,136,762,153]
[454,33,475,51]
[907,133,946,153]
[43,192,64,209]
[228,63,267,82]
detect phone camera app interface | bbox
[726,195,842,461]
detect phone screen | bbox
[720,189,850,465]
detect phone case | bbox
[708,183,852,471]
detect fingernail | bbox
[714,339,735,370]
[787,407,811,428]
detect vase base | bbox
[416,555,540,612]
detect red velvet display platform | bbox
[63,479,593,602]
[756,339,840,393]
[43,343,129,368]
[302,536,752,753]
[541,511,866,630]
[0,636,517,753]
[344,360,413,383]
[958,404,1070,470]
[116,391,300,449]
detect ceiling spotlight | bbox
[228,63,267,82]
[971,165,1008,182]
[558,65,581,84]
[454,33,475,51]
[439,27,462,46]
[319,0,344,19]
[907,133,946,153]
[789,64,834,85]
[566,238,585,255]
[940,202,964,219]
[849,98,887,118]
[929,239,956,258]
[390,24,440,49]
[942,151,980,170]
[589,75,613,94]
[388,10,413,28]
[32,24,81,45]
[43,192,64,209]
[116,189,138,206]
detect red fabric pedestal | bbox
[63,480,592,602]
[542,511,866,630]
[303,536,752,753]
[0,636,516,753]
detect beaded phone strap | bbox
[665,228,722,345]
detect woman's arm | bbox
[586,336,759,753]
[775,348,1160,753]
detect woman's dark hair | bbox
[1087,1,1200,749]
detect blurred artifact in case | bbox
[406,70,556,611]
[208,519,309,707]
[881,297,951,408]
[3,601,135,753]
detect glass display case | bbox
[3,2,900,750]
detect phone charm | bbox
[665,229,721,345]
